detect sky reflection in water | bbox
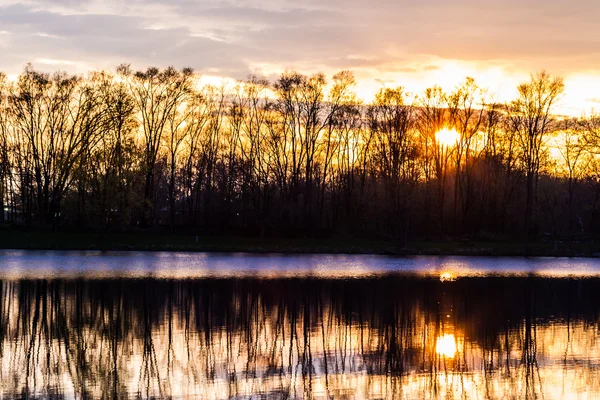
[0,250,599,279]
[1,252,600,399]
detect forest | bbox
[0,64,598,243]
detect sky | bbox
[1,0,600,114]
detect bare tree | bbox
[86,70,139,228]
[368,87,417,241]
[0,73,9,223]
[10,66,108,226]
[554,119,591,237]
[0,64,596,244]
[509,71,564,250]
[417,86,449,235]
[120,65,193,226]
[447,77,486,232]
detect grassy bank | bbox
[0,230,598,257]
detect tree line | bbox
[0,64,599,242]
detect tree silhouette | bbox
[0,65,596,243]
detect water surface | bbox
[0,250,598,278]
[1,251,600,399]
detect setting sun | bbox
[435,128,460,147]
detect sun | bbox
[435,127,460,147]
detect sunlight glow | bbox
[195,75,237,90]
[435,128,460,147]
[436,334,458,358]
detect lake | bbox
[1,251,600,399]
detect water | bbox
[1,251,600,399]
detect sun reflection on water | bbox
[436,334,458,358]
[2,276,600,398]
[440,271,456,282]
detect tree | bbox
[86,70,138,228]
[554,119,592,237]
[120,65,193,226]
[0,73,9,222]
[368,87,417,241]
[509,71,564,250]
[10,66,108,227]
[417,86,449,235]
[232,76,270,235]
[447,77,486,232]
[0,63,596,245]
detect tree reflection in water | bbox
[1,276,599,399]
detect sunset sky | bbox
[1,0,600,114]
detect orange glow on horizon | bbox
[246,60,600,116]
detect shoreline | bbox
[0,230,598,258]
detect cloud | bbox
[2,0,600,74]
[0,0,599,112]
[0,3,253,75]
